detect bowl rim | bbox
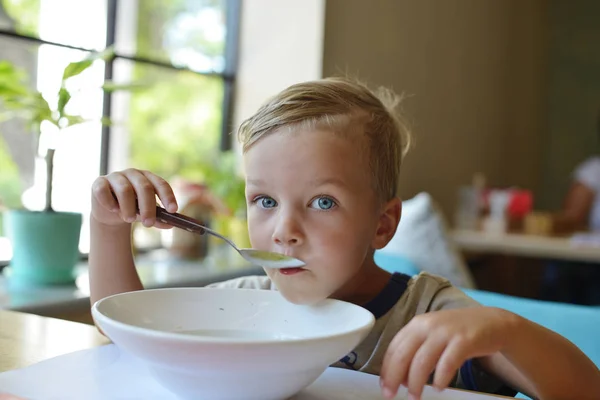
[92,287,376,345]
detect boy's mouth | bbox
[279,267,306,275]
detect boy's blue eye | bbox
[257,196,277,209]
[311,196,336,210]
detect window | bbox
[0,0,240,265]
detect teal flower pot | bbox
[4,210,82,285]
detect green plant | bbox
[0,48,142,212]
[199,151,246,216]
[177,150,246,216]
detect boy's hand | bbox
[380,307,516,400]
[91,168,178,228]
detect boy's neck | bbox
[332,258,392,306]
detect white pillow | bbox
[380,192,476,289]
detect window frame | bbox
[0,0,241,268]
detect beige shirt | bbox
[207,272,516,396]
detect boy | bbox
[90,78,600,400]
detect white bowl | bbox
[92,288,375,400]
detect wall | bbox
[539,0,600,210]
[232,0,325,136]
[322,0,547,219]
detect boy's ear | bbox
[372,197,402,250]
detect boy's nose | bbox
[271,215,304,247]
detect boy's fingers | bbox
[386,325,407,353]
[124,169,157,227]
[108,174,137,223]
[381,334,404,379]
[433,339,468,390]
[380,334,423,398]
[92,177,119,212]
[406,337,447,399]
[382,324,412,373]
[141,170,178,213]
[153,221,173,229]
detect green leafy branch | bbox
[0,47,146,212]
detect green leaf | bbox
[101,81,148,92]
[61,59,94,82]
[0,63,31,100]
[0,96,30,110]
[62,114,86,127]
[0,61,24,81]
[0,81,29,98]
[61,46,115,81]
[0,60,15,74]
[100,116,113,126]
[0,109,33,122]
[31,93,57,126]
[57,87,71,116]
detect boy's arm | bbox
[380,305,600,400]
[89,216,143,306]
[430,282,600,398]
[88,169,177,307]
[380,280,600,400]
[478,313,600,400]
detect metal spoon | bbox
[154,206,305,269]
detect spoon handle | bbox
[155,206,239,250]
[155,206,207,235]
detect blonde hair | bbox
[237,77,411,201]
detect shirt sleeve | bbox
[574,157,600,192]
[428,280,480,311]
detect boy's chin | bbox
[277,287,330,306]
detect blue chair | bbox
[463,288,600,368]
[375,251,600,398]
[463,289,600,399]
[374,251,421,277]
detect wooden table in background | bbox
[451,229,600,298]
[0,310,109,372]
[452,229,600,264]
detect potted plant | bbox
[0,48,139,285]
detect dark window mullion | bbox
[0,29,230,80]
[112,54,233,80]
[220,0,241,151]
[0,28,96,53]
[100,0,117,176]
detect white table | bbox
[451,229,600,264]
[0,337,513,399]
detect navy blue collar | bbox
[362,272,411,319]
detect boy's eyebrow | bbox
[246,178,264,186]
[311,177,349,189]
[246,177,349,188]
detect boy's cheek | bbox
[246,221,271,248]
